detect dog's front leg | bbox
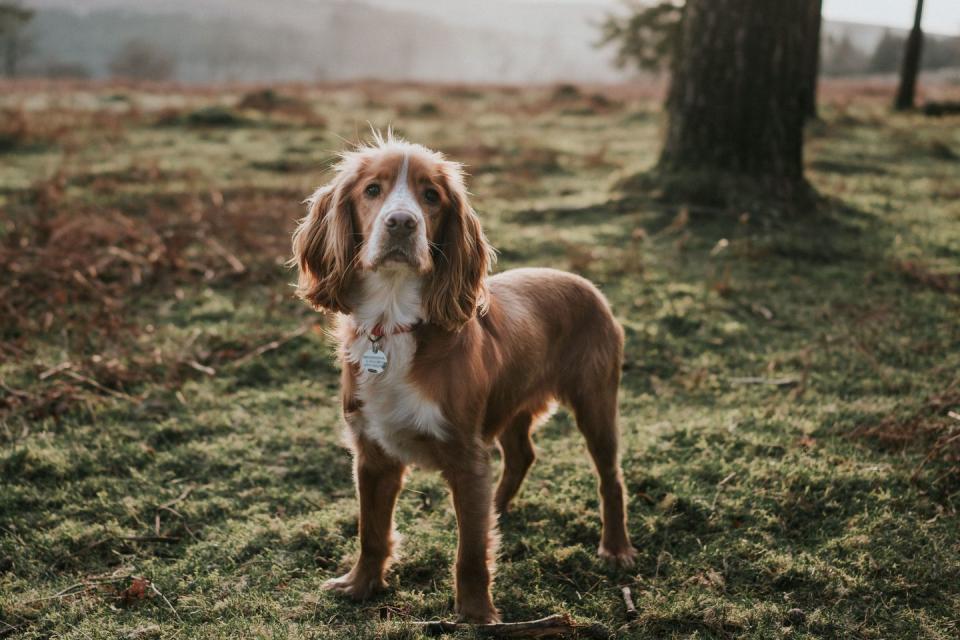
[442,451,500,624]
[324,436,405,600]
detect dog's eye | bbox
[364,183,381,198]
[424,188,440,204]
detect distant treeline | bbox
[11,6,960,84]
[14,5,619,84]
[24,9,319,82]
[822,27,960,77]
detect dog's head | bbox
[291,133,494,331]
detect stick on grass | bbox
[621,586,638,620]
[410,613,609,638]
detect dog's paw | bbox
[455,608,500,625]
[455,598,500,625]
[322,569,385,601]
[598,543,639,568]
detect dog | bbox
[291,133,636,623]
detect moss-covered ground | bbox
[1,82,958,638]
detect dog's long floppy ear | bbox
[422,162,495,332]
[291,175,358,314]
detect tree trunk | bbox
[802,0,823,119]
[894,0,924,111]
[3,35,16,78]
[1,4,34,78]
[659,0,810,193]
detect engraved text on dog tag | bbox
[361,345,388,374]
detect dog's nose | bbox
[384,211,417,235]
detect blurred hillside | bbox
[823,19,960,77]
[20,0,628,83]
[12,0,960,83]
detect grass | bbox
[1,81,959,639]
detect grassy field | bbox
[1,81,959,639]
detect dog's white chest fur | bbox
[342,272,448,462]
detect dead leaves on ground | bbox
[1,178,297,340]
[849,382,960,474]
[0,169,315,422]
[18,573,154,610]
[895,259,960,295]
[116,577,152,606]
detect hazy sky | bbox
[26,1,960,35]
[823,0,960,34]
[523,0,960,35]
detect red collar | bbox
[366,320,422,338]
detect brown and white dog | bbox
[291,133,636,623]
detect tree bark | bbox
[659,0,810,193]
[802,0,823,119]
[894,0,924,111]
[0,3,34,78]
[3,35,14,77]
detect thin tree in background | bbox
[0,1,34,77]
[894,0,924,111]
[597,1,683,73]
[659,0,811,198]
[108,39,176,82]
[802,0,823,119]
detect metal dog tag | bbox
[361,345,388,374]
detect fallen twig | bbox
[0,340,27,358]
[0,379,32,399]
[710,472,736,511]
[912,429,960,480]
[121,535,181,544]
[185,360,216,376]
[38,361,73,380]
[750,303,774,321]
[621,586,638,621]
[159,485,195,510]
[33,363,134,404]
[149,485,198,537]
[410,613,608,638]
[729,376,799,387]
[207,238,246,274]
[24,583,87,603]
[63,369,132,399]
[230,324,310,367]
[19,574,134,606]
[148,581,183,623]
[106,246,149,265]
[156,505,199,541]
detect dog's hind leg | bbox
[569,385,637,567]
[494,411,536,514]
